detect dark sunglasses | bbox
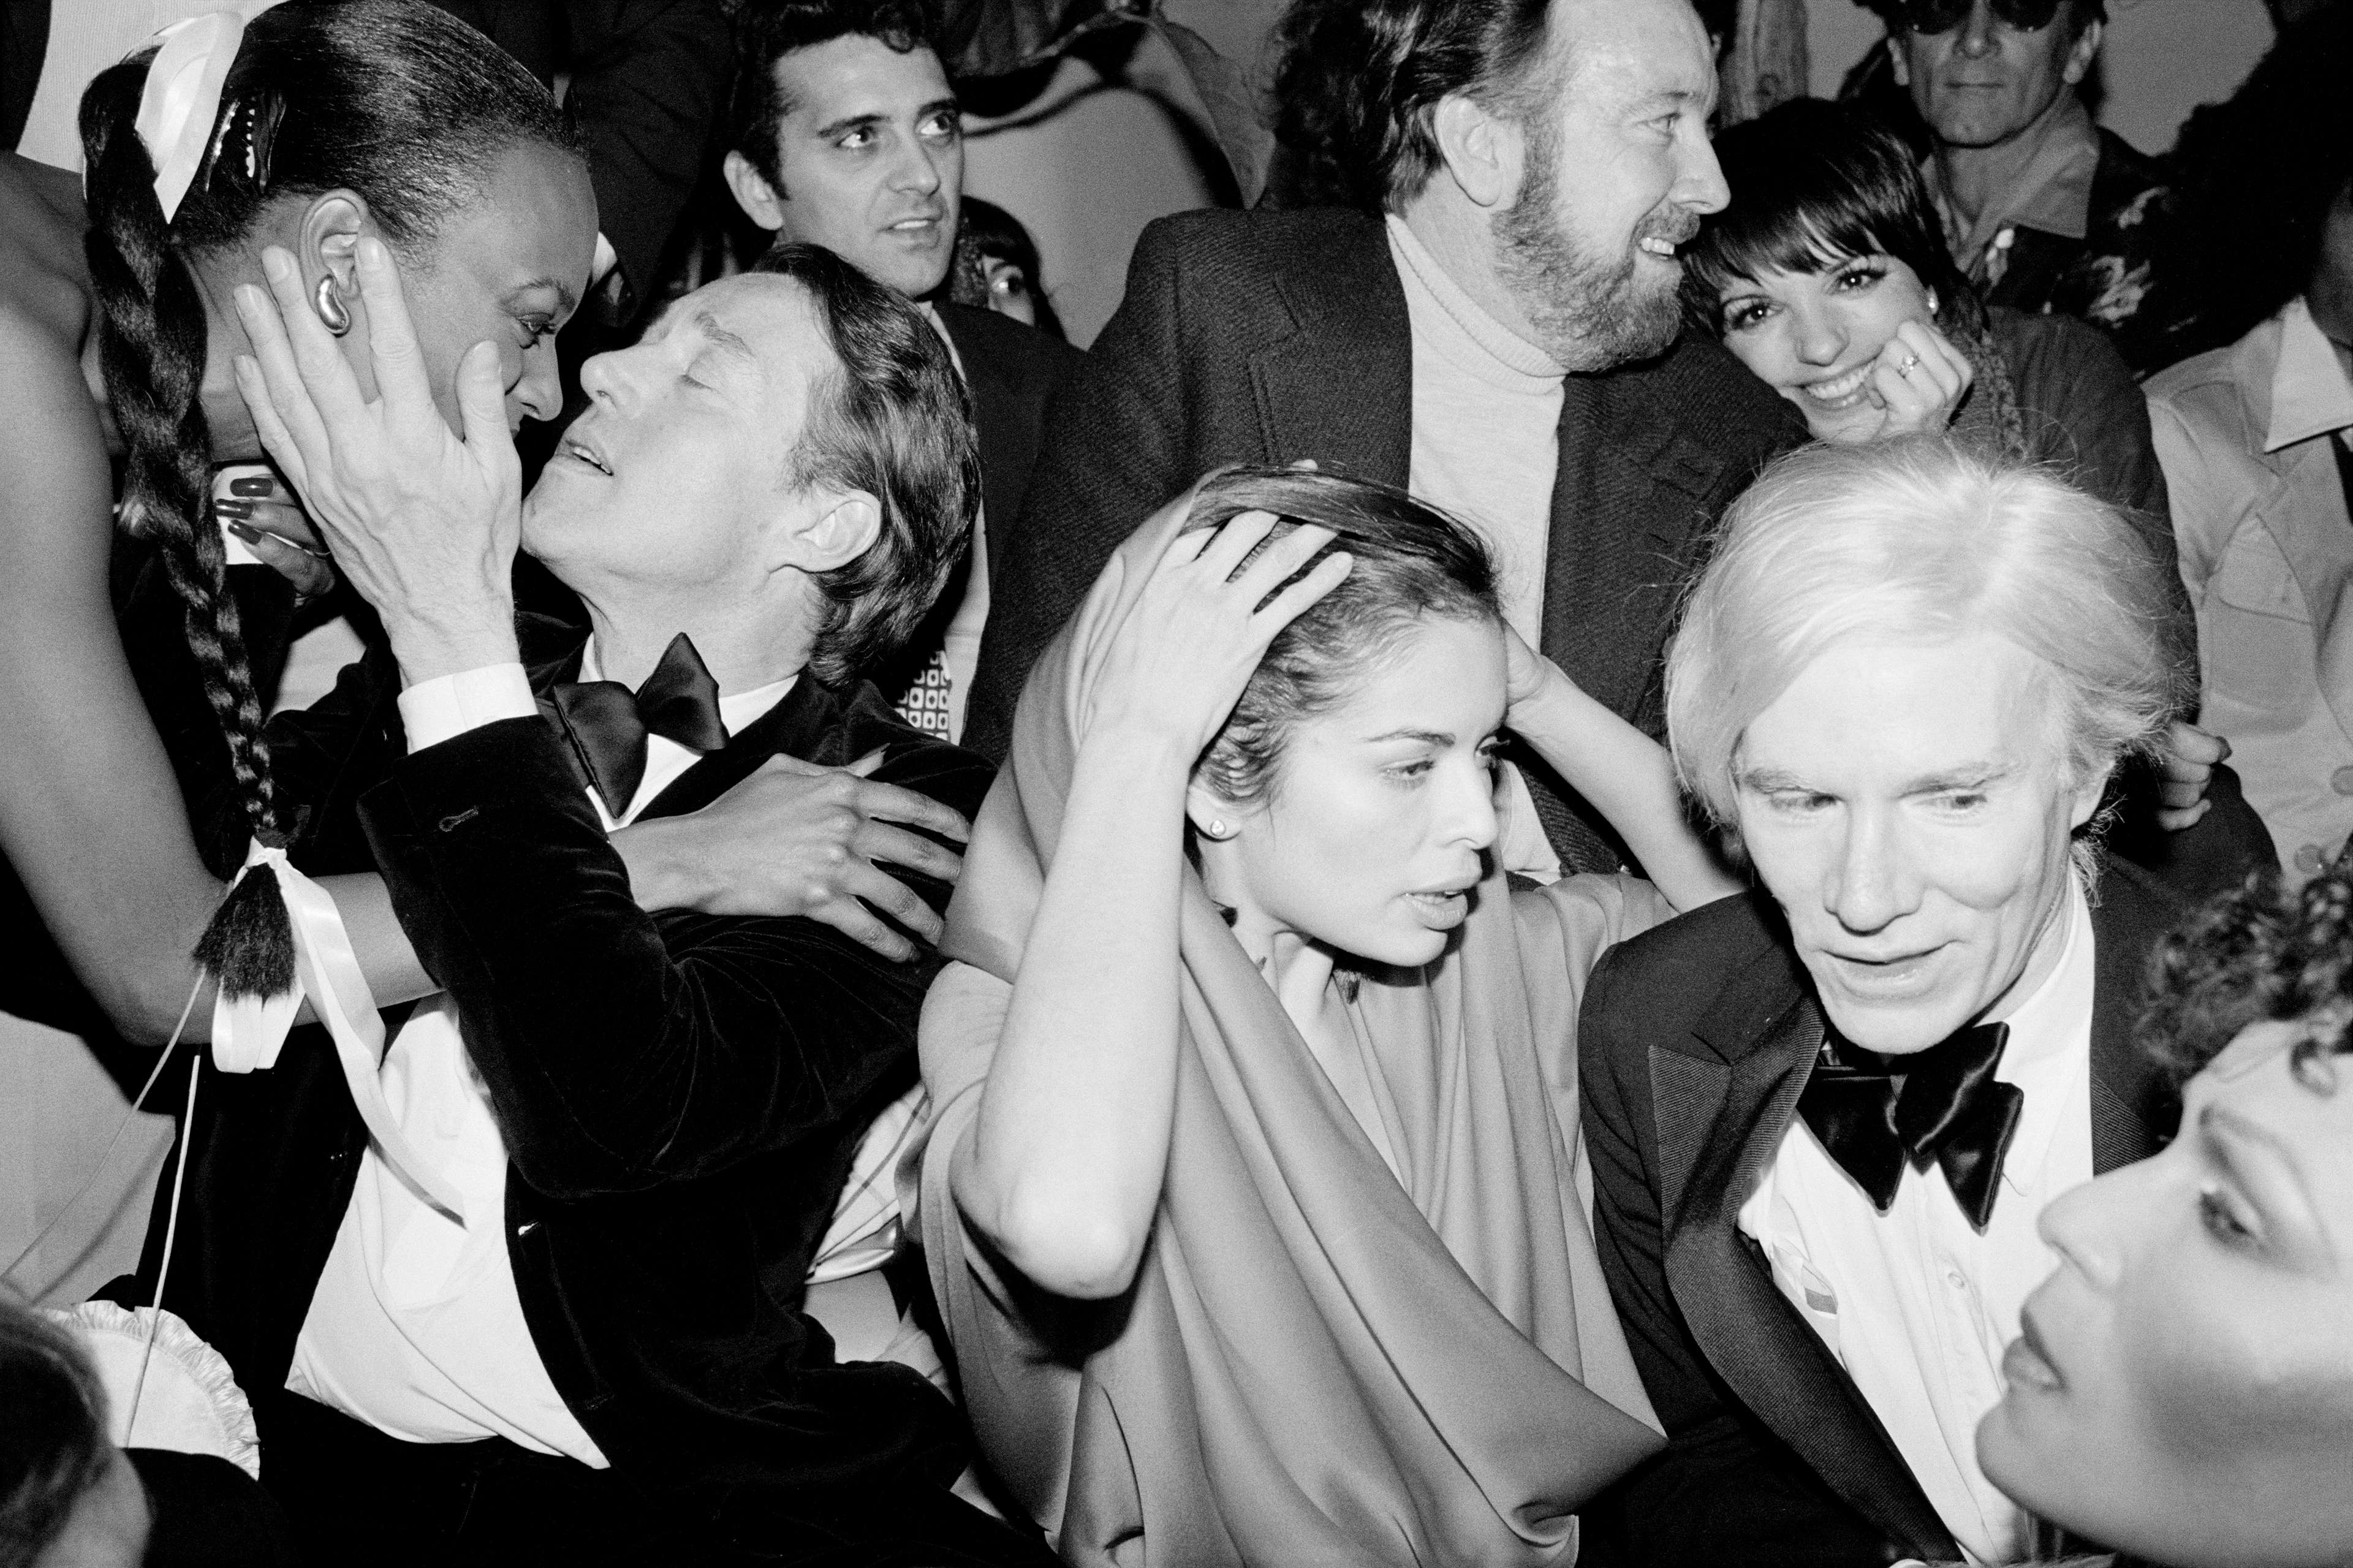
[1890,0,2066,32]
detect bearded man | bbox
[960,0,1805,877]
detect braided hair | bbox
[77,0,578,998]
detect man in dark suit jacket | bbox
[963,0,1808,877]
[121,251,1048,1566]
[720,0,1080,746]
[1580,439,2196,1564]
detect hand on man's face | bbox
[1731,634,2101,1053]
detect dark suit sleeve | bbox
[356,718,939,1200]
[561,1,732,312]
[961,225,1195,761]
[1578,948,1898,1567]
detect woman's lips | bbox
[1798,363,1873,409]
[2003,1312,2066,1395]
[1405,888,1472,929]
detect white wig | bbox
[1667,436,2192,827]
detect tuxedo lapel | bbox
[1541,371,1730,723]
[1247,220,1412,483]
[1654,928,1960,1559]
[634,679,844,823]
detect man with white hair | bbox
[1578,437,2192,1564]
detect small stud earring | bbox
[314,275,352,337]
[1925,286,1940,318]
[1207,819,1229,839]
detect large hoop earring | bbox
[314,275,352,338]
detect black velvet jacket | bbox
[116,611,998,1544]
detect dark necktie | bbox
[547,633,728,816]
[1795,1021,2025,1232]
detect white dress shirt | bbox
[286,643,793,1458]
[1738,878,2096,1564]
[1387,214,1569,884]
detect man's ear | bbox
[2067,763,2113,831]
[2060,18,2102,86]
[1431,93,1525,211]
[724,150,787,233]
[1887,35,1911,88]
[774,488,882,575]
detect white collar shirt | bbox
[1737,877,2097,1564]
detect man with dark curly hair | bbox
[964,0,1808,883]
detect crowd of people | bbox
[0,0,2348,1565]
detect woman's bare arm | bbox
[1502,627,1740,912]
[952,511,1349,1301]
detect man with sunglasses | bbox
[1873,0,2175,370]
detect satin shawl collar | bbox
[937,507,1662,1565]
[517,613,834,824]
[1643,863,2180,1555]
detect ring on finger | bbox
[1897,353,1921,377]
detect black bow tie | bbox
[547,634,727,816]
[1795,1020,2025,1231]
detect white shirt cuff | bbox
[398,664,537,754]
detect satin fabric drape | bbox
[916,501,1665,1567]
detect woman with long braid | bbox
[0,2,960,1100]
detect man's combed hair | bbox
[729,0,935,191]
[1268,0,1555,212]
[1666,437,2191,830]
[754,243,977,684]
[77,0,580,995]
[1184,468,1502,805]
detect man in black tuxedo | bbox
[721,0,1081,746]
[963,0,1808,875]
[131,246,1048,1566]
[1580,438,2192,1565]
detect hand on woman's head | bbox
[1082,488,1351,758]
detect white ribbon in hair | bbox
[211,839,466,1222]
[134,8,275,224]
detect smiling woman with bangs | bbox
[1680,99,2164,544]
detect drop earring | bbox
[314,274,352,337]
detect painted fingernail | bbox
[261,248,293,283]
[229,475,275,498]
[214,499,254,520]
[222,519,261,542]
